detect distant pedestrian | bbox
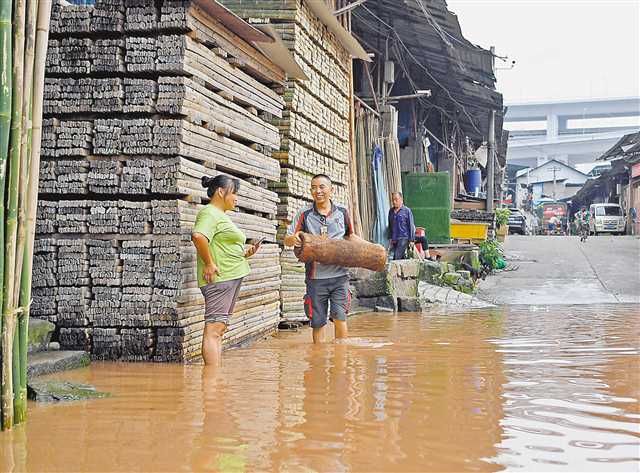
[387,192,429,260]
[192,175,262,365]
[575,206,590,242]
[630,207,637,235]
[548,215,560,235]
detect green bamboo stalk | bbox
[11,322,18,412]
[2,0,26,430]
[0,0,13,431]
[13,0,37,425]
[14,0,35,306]
[17,0,52,426]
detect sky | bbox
[446,0,640,104]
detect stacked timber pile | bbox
[33,0,286,361]
[220,0,353,324]
[279,249,306,323]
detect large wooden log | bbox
[295,234,387,272]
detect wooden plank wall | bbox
[33,0,286,361]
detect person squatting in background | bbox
[387,192,430,260]
[191,175,261,365]
[284,174,354,344]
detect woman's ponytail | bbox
[201,175,240,198]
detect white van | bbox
[589,203,626,235]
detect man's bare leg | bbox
[312,326,326,344]
[334,320,348,340]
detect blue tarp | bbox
[372,144,390,246]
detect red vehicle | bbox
[538,203,567,235]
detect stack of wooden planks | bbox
[279,249,306,324]
[220,0,354,325]
[33,0,286,361]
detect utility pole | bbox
[549,166,561,202]
[486,109,496,212]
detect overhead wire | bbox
[358,3,484,136]
[414,0,467,72]
[392,40,468,155]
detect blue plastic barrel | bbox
[465,169,482,196]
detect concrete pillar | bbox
[546,113,559,139]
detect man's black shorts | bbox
[303,275,350,329]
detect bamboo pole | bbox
[12,0,37,425]
[0,0,12,432]
[17,0,51,427]
[15,0,39,303]
[348,58,363,237]
[2,0,26,430]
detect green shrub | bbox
[495,208,510,227]
[479,239,504,269]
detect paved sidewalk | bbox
[478,235,640,305]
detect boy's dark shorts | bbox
[303,275,351,329]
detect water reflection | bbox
[0,305,637,472]
[491,305,640,471]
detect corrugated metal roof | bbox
[599,131,640,161]
[351,0,503,140]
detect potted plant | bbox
[495,208,510,242]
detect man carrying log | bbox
[284,174,354,344]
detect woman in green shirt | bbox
[191,175,261,365]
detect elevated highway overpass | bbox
[505,97,640,168]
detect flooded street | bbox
[1,306,638,472]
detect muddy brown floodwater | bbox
[1,306,639,472]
